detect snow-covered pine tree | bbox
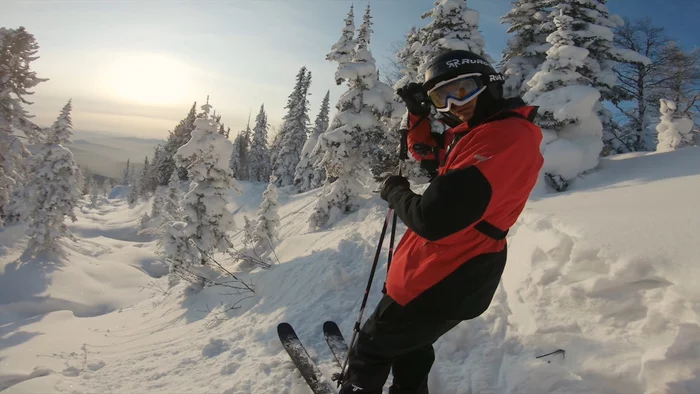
[138,156,155,198]
[270,67,312,187]
[416,0,493,78]
[326,4,356,71]
[156,102,197,184]
[309,5,395,228]
[248,176,280,266]
[294,90,330,192]
[248,104,272,182]
[656,99,695,152]
[163,169,181,221]
[242,215,256,246]
[356,4,405,179]
[127,183,138,205]
[500,0,556,98]
[102,178,112,197]
[84,175,94,197]
[229,134,244,179]
[523,0,604,190]
[166,99,240,277]
[564,0,651,144]
[24,100,80,255]
[0,27,48,226]
[230,115,252,180]
[90,183,99,207]
[121,159,131,186]
[394,26,424,90]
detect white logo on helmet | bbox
[446,58,491,68]
[489,74,505,82]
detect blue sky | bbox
[2,0,698,139]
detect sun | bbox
[106,53,193,106]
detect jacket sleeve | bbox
[386,123,535,241]
[406,113,438,162]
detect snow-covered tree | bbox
[24,100,80,255]
[568,1,650,140]
[102,178,112,197]
[248,176,280,264]
[326,5,356,67]
[0,27,48,226]
[230,117,252,180]
[163,169,181,221]
[523,0,604,190]
[394,27,424,90]
[127,183,138,205]
[242,215,256,246]
[415,0,493,79]
[248,104,272,182]
[294,90,330,192]
[90,184,99,207]
[270,67,312,187]
[165,100,240,278]
[610,18,693,153]
[229,135,244,179]
[157,102,197,183]
[310,6,396,228]
[500,0,555,98]
[138,156,153,198]
[656,99,695,152]
[121,159,131,186]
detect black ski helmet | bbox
[423,50,504,103]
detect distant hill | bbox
[67,130,165,179]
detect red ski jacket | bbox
[383,99,544,319]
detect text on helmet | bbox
[446,58,492,68]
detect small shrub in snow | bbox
[655,99,695,152]
[239,177,280,270]
[24,100,80,255]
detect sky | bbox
[2,0,699,141]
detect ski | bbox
[323,321,350,368]
[277,323,336,394]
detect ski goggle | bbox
[426,73,486,112]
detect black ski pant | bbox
[339,295,461,394]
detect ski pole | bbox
[335,207,393,386]
[383,130,409,293]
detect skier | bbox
[339,50,544,394]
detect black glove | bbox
[380,175,410,202]
[396,83,432,116]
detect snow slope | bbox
[1,147,699,393]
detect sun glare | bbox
[106,54,193,106]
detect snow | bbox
[656,99,695,152]
[1,146,699,393]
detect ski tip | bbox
[323,321,337,329]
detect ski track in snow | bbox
[1,147,699,393]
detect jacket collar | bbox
[447,98,538,136]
